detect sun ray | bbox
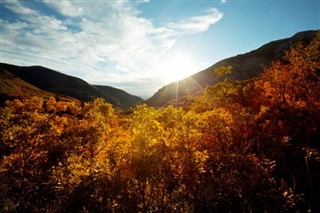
[175,81,179,107]
[187,76,204,90]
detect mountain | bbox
[145,30,318,107]
[0,68,51,105]
[0,63,143,110]
[0,69,81,106]
[93,85,143,110]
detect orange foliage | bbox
[1,33,320,212]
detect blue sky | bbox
[1,0,319,97]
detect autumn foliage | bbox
[1,34,320,212]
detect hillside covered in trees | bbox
[1,33,319,212]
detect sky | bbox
[1,0,319,98]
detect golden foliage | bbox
[1,35,320,212]
[214,65,233,77]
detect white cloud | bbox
[43,0,83,17]
[3,1,37,15]
[221,0,227,5]
[1,1,223,96]
[167,8,223,34]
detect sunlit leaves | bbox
[214,65,233,77]
[1,33,320,212]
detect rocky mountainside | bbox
[0,63,143,110]
[145,30,318,107]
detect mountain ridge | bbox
[145,30,318,107]
[0,63,143,110]
[1,30,317,109]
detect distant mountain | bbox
[145,30,318,107]
[0,63,143,110]
[93,85,143,110]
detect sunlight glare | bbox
[159,52,197,83]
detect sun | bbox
[159,52,198,83]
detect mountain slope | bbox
[0,68,53,105]
[0,63,143,110]
[0,68,80,106]
[145,30,318,107]
[0,63,119,106]
[94,85,143,110]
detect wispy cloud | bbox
[1,1,223,96]
[42,0,83,17]
[167,8,223,34]
[3,1,37,15]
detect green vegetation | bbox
[1,35,320,212]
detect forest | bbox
[1,34,319,212]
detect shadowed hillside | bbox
[0,63,119,106]
[145,30,317,107]
[0,68,54,105]
[94,85,143,110]
[0,63,143,110]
